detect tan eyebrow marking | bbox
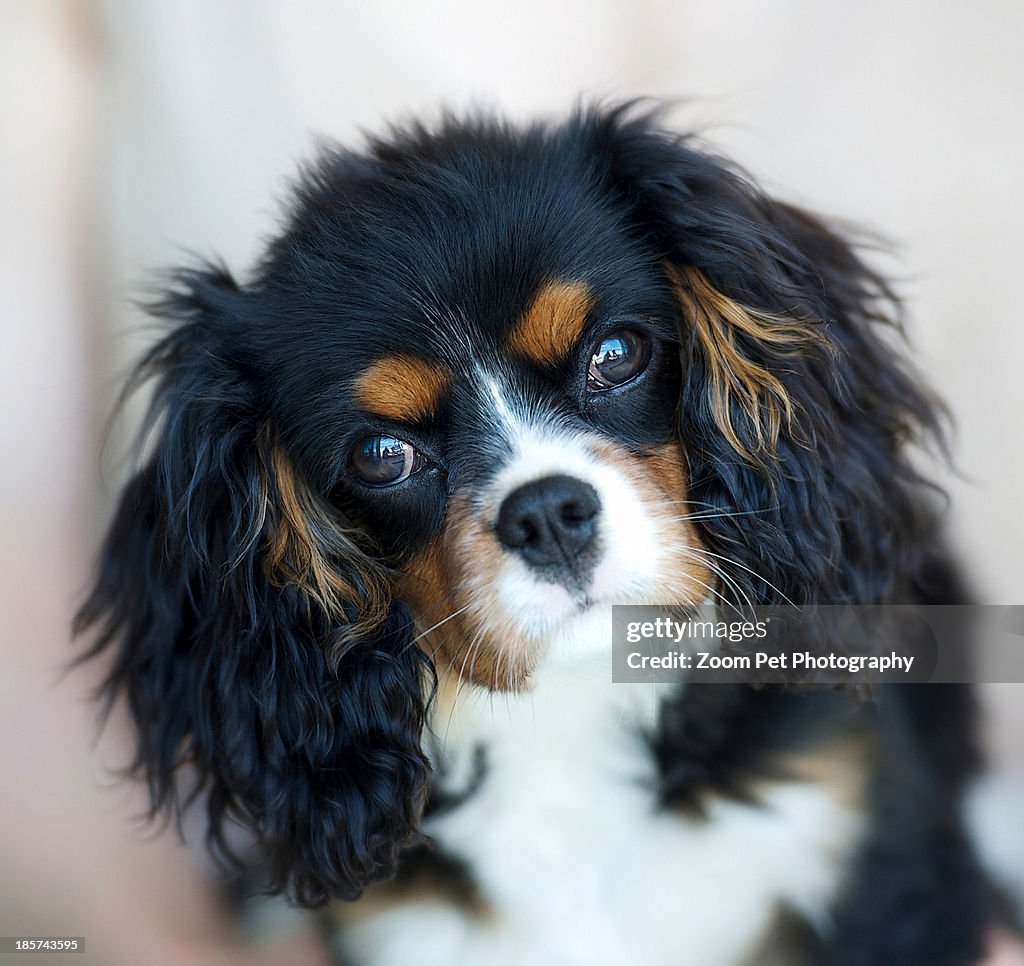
[354,355,452,422]
[508,280,595,364]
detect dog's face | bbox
[78,106,941,906]
[303,181,712,688]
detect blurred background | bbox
[2,1,1022,963]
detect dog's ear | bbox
[590,106,945,603]
[75,265,431,906]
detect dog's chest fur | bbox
[335,668,866,965]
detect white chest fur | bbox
[339,667,864,966]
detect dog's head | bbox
[76,105,942,905]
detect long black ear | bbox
[75,266,431,906]
[590,105,947,605]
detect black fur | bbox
[77,103,991,961]
[75,282,432,906]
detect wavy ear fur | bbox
[591,107,947,605]
[75,266,431,906]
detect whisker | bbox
[440,623,488,749]
[466,628,487,695]
[658,499,777,514]
[682,545,796,607]
[408,602,473,648]
[664,508,779,523]
[670,566,746,621]
[675,546,755,615]
[656,498,739,510]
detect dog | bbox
[77,104,994,964]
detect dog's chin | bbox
[539,601,618,670]
[493,549,670,651]
[512,590,647,676]
[501,579,713,680]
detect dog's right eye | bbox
[351,435,423,487]
[586,329,651,392]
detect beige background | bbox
[1,2,1022,963]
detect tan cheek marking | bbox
[395,539,452,647]
[644,442,691,505]
[397,499,536,693]
[355,356,451,422]
[591,438,715,607]
[508,280,595,365]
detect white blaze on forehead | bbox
[481,371,520,433]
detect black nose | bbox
[495,475,600,572]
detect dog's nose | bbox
[495,475,600,571]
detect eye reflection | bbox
[351,435,421,486]
[587,329,650,391]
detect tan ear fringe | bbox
[672,265,823,462]
[259,432,391,644]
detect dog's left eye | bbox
[586,329,651,391]
[350,435,423,486]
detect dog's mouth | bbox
[538,587,638,634]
